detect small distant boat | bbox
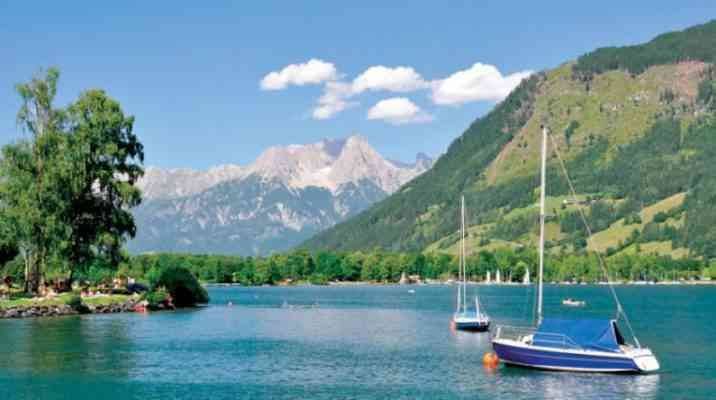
[562,298,586,307]
[408,289,416,294]
[452,196,490,332]
[523,268,530,285]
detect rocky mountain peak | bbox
[138,135,432,200]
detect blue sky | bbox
[1,1,714,169]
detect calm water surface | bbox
[0,284,714,399]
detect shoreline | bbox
[6,279,713,319]
[0,296,139,319]
[205,279,716,288]
[0,294,184,320]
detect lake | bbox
[0,284,714,399]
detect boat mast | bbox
[456,197,462,314]
[537,125,547,325]
[461,195,467,313]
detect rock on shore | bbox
[0,299,140,319]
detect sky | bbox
[1,1,714,169]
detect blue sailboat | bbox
[453,196,490,331]
[491,126,659,373]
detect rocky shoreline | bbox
[0,299,141,319]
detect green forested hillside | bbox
[574,19,716,76]
[304,20,716,261]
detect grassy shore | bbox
[0,292,132,311]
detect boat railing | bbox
[492,324,537,342]
[493,324,582,350]
[531,331,582,350]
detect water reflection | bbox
[493,369,660,400]
[0,315,133,378]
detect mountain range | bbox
[129,135,433,255]
[304,20,716,261]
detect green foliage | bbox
[489,212,535,241]
[683,174,716,259]
[143,288,169,308]
[0,243,18,269]
[624,212,643,225]
[151,265,208,307]
[127,248,706,285]
[564,120,579,147]
[1,257,24,283]
[574,20,716,76]
[308,273,329,285]
[698,67,716,111]
[653,212,668,224]
[706,263,716,279]
[560,119,688,205]
[64,294,85,312]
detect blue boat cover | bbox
[533,318,623,352]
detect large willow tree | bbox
[0,68,144,294]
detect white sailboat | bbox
[496,270,502,284]
[486,270,492,284]
[491,126,659,373]
[523,268,530,285]
[453,196,490,331]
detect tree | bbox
[1,68,65,293]
[0,69,144,293]
[62,89,144,279]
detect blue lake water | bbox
[0,284,714,399]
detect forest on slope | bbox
[303,20,716,262]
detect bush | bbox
[65,294,89,313]
[308,273,328,285]
[65,294,82,309]
[144,288,169,309]
[86,264,115,285]
[151,266,208,307]
[653,212,668,223]
[625,213,642,225]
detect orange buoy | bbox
[482,352,499,368]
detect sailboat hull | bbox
[492,339,657,373]
[454,320,490,331]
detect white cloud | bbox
[262,59,533,120]
[312,81,356,120]
[431,63,533,105]
[312,65,429,119]
[367,97,433,125]
[352,66,428,94]
[260,59,338,90]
